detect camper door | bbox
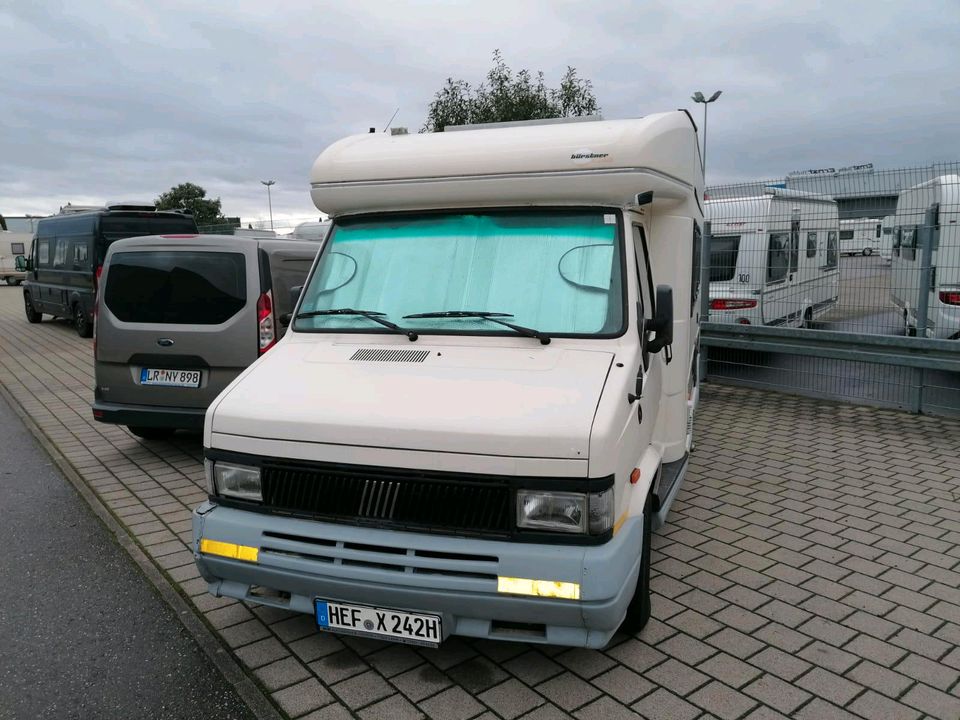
[762,216,800,325]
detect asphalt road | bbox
[0,393,256,720]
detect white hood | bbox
[209,340,613,460]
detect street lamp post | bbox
[690,90,722,179]
[260,180,276,231]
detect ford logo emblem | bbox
[157,338,175,347]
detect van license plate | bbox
[314,600,441,647]
[139,368,202,388]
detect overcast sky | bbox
[3,0,959,226]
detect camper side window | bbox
[902,228,916,261]
[767,233,789,283]
[826,231,838,269]
[53,238,69,269]
[806,232,817,259]
[38,239,50,267]
[11,242,25,255]
[72,240,90,270]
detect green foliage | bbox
[155,182,225,226]
[423,50,600,132]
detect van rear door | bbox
[96,243,258,410]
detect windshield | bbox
[293,210,624,338]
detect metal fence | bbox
[701,164,960,416]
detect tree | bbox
[422,50,600,132]
[155,182,226,227]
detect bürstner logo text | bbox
[571,152,609,160]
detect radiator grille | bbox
[350,348,431,363]
[260,461,512,535]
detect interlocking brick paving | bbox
[1,286,958,719]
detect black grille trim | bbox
[206,449,614,545]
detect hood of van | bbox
[208,340,613,460]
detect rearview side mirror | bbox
[645,285,674,355]
[289,285,303,309]
[14,255,27,272]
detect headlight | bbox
[517,488,614,535]
[213,462,262,502]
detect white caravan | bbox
[705,188,840,326]
[891,175,960,339]
[0,231,31,285]
[192,112,704,648]
[839,217,883,256]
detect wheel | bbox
[128,426,176,440]
[5,276,17,286]
[862,247,873,257]
[74,303,93,338]
[619,493,653,635]
[24,294,42,323]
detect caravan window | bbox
[839,230,855,241]
[902,228,917,261]
[876,223,882,238]
[709,235,740,282]
[767,233,790,283]
[826,231,838,268]
[11,242,25,255]
[806,232,817,258]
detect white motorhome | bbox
[0,231,31,285]
[839,217,883,256]
[891,175,960,339]
[290,220,331,241]
[192,112,703,648]
[705,188,840,326]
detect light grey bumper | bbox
[192,503,643,648]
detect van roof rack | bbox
[105,201,157,212]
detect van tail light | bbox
[94,264,103,291]
[257,290,276,354]
[710,298,758,310]
[939,290,960,306]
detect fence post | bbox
[699,220,711,384]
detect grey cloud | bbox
[2,0,959,219]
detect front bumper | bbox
[92,400,205,431]
[192,502,643,648]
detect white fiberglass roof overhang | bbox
[310,111,702,217]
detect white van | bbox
[839,217,883,256]
[191,112,703,648]
[705,188,839,326]
[891,175,960,339]
[0,231,31,285]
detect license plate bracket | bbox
[314,599,441,647]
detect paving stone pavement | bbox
[1,286,959,720]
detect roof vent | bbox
[350,348,431,363]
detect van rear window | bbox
[709,235,740,282]
[100,216,198,240]
[105,251,246,324]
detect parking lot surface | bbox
[1,286,959,720]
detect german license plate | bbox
[139,368,201,388]
[314,599,441,647]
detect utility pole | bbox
[260,180,276,230]
[691,90,722,179]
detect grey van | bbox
[23,205,198,337]
[92,235,318,439]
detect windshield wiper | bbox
[295,308,418,341]
[403,310,550,345]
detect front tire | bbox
[862,247,873,257]
[5,276,17,286]
[74,303,93,338]
[128,426,176,440]
[24,294,42,323]
[619,493,653,635]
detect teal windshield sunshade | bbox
[298,211,623,336]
